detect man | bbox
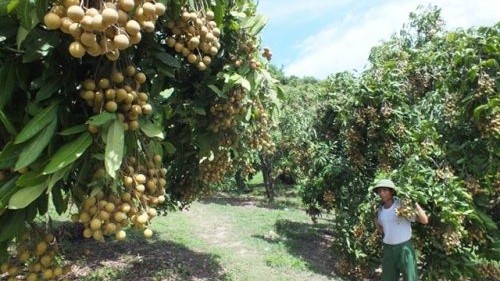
[372,179,428,281]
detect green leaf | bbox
[208,84,224,98]
[35,76,62,103]
[147,140,163,158]
[139,119,164,139]
[105,119,124,179]
[16,25,28,49]
[16,171,48,187]
[47,163,72,193]
[0,141,22,169]
[87,111,116,127]
[21,28,60,62]
[51,185,67,215]
[42,132,92,175]
[0,61,17,110]
[8,183,46,209]
[153,49,180,68]
[35,0,49,20]
[193,107,206,115]
[15,102,58,144]
[16,0,38,30]
[0,109,17,135]
[242,14,268,36]
[150,73,165,96]
[159,88,175,100]
[0,209,25,242]
[58,124,86,136]
[163,141,176,155]
[15,118,57,170]
[0,175,21,209]
[6,0,19,14]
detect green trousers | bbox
[381,240,418,281]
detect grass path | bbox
[58,193,344,281]
[155,194,343,281]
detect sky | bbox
[256,0,500,79]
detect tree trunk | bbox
[260,153,275,202]
[235,169,249,193]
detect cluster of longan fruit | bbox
[261,47,272,61]
[198,149,232,183]
[441,229,461,255]
[43,0,166,59]
[164,9,221,70]
[395,198,416,220]
[73,155,167,241]
[0,230,70,281]
[79,65,152,131]
[478,260,500,279]
[322,190,335,210]
[247,100,275,155]
[230,35,262,70]
[208,88,246,133]
[351,224,366,239]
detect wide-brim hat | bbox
[370,179,398,193]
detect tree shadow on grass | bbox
[253,219,338,278]
[198,192,302,210]
[56,222,230,281]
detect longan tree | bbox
[302,6,499,280]
[0,0,278,279]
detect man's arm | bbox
[415,203,429,224]
[374,217,384,236]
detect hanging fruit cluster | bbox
[247,99,275,155]
[261,47,272,61]
[80,65,152,131]
[441,228,462,255]
[43,0,166,59]
[230,34,262,70]
[164,8,221,70]
[208,87,246,133]
[198,149,232,183]
[72,155,167,241]
[0,228,70,281]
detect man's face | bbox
[377,187,393,202]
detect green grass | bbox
[247,171,264,186]
[153,192,339,281]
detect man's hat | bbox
[371,179,398,193]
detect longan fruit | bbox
[118,0,135,12]
[135,72,146,84]
[125,19,141,35]
[114,34,130,50]
[44,12,62,30]
[69,41,86,58]
[66,5,85,22]
[104,100,117,112]
[102,7,119,25]
[115,230,126,240]
[129,32,142,45]
[155,2,166,16]
[143,228,153,238]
